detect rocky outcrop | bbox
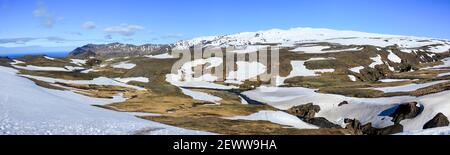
[423,113,449,129]
[338,101,349,107]
[69,43,172,58]
[286,103,341,128]
[287,103,320,119]
[344,118,403,135]
[390,102,423,124]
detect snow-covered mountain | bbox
[174,27,450,53]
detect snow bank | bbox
[165,57,237,89]
[0,66,211,135]
[349,66,364,74]
[369,55,384,68]
[145,53,175,59]
[21,75,146,91]
[12,65,83,72]
[243,86,414,128]
[397,126,450,135]
[226,61,267,83]
[44,56,55,60]
[226,110,318,129]
[71,59,87,66]
[387,50,402,63]
[112,61,136,69]
[378,79,415,82]
[114,77,149,83]
[348,75,357,81]
[306,57,336,61]
[180,88,222,103]
[370,80,449,93]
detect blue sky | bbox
[1,0,450,53]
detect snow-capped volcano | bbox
[174,27,450,53]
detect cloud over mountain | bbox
[103,24,145,36]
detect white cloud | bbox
[33,2,62,28]
[103,24,145,36]
[82,21,96,30]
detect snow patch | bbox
[226,110,318,129]
[112,61,136,69]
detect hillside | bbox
[4,27,450,135]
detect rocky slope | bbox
[69,43,172,58]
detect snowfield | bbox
[243,85,450,131]
[180,88,222,104]
[114,77,149,83]
[112,61,136,69]
[21,75,147,91]
[175,27,450,53]
[349,66,365,74]
[370,80,449,93]
[145,53,175,59]
[0,66,211,135]
[71,59,87,66]
[276,60,335,85]
[226,110,318,129]
[12,65,84,72]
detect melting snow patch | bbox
[145,53,175,59]
[226,61,267,82]
[71,59,87,66]
[350,66,365,73]
[44,56,55,60]
[112,61,136,69]
[10,60,25,65]
[306,57,336,61]
[12,65,78,72]
[348,75,357,81]
[369,55,384,68]
[180,88,222,104]
[276,61,334,85]
[0,66,210,135]
[370,80,449,93]
[114,77,149,83]
[378,79,414,82]
[387,50,402,63]
[21,75,146,91]
[225,110,318,129]
[290,46,330,53]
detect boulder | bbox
[344,118,403,135]
[390,102,423,124]
[423,113,450,129]
[338,101,349,107]
[286,103,320,119]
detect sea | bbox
[0,51,69,59]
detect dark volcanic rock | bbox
[344,118,403,135]
[338,101,349,107]
[69,43,173,58]
[423,113,450,129]
[287,103,321,119]
[308,117,342,128]
[390,102,423,124]
[287,103,342,128]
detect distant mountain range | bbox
[69,27,450,58]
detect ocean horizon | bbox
[0,51,70,59]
